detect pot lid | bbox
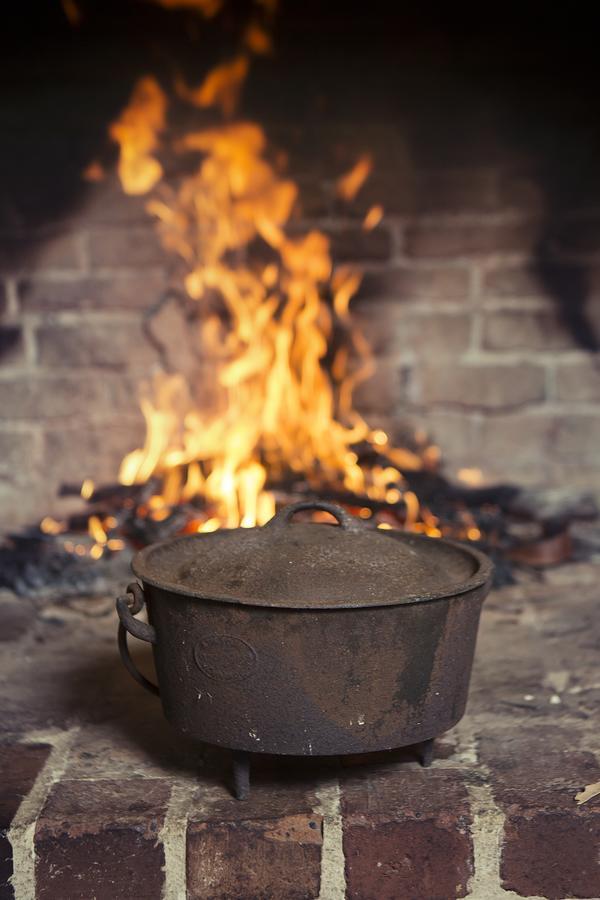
[132,501,492,609]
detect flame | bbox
[244,22,273,55]
[109,77,166,195]
[177,57,249,118]
[363,204,383,231]
[83,160,105,182]
[80,478,94,500]
[88,515,107,545]
[110,38,434,531]
[336,154,372,201]
[457,467,484,487]
[40,517,66,536]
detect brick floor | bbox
[1,562,599,899]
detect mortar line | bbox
[466,780,555,900]
[8,728,78,900]
[160,781,196,900]
[316,780,346,900]
[3,277,20,316]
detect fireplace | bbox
[2,4,600,898]
[2,2,600,537]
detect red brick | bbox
[553,415,600,462]
[0,234,83,274]
[480,725,600,899]
[0,327,24,365]
[401,312,471,356]
[520,586,600,716]
[552,216,600,256]
[483,310,577,350]
[549,461,600,494]
[285,223,392,263]
[358,266,470,303]
[88,226,164,268]
[187,777,322,900]
[346,170,414,216]
[0,743,51,897]
[0,375,117,420]
[469,600,550,716]
[405,219,540,258]
[415,168,499,214]
[482,262,549,299]
[35,779,170,900]
[36,321,158,370]
[555,361,600,401]
[412,363,545,409]
[342,767,473,900]
[418,411,480,463]
[502,813,600,900]
[353,361,409,416]
[44,420,145,485]
[477,412,556,463]
[354,305,471,358]
[0,432,37,477]
[293,176,332,218]
[329,226,392,262]
[0,594,34,643]
[497,171,544,213]
[81,180,152,225]
[482,260,598,301]
[352,303,401,356]
[19,272,168,312]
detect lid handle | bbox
[266,500,366,533]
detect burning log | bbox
[2,469,597,598]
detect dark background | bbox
[3,1,600,348]
[3,2,600,217]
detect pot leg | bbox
[232,750,251,800]
[419,738,435,768]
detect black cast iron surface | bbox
[131,500,491,607]
[117,501,493,792]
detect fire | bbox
[336,154,372,202]
[457,467,484,487]
[106,26,438,534]
[109,77,166,196]
[176,58,250,118]
[363,204,383,231]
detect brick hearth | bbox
[1,561,599,899]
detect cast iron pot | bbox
[116,500,493,797]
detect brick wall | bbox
[2,10,600,526]
[2,560,600,898]
[3,138,600,526]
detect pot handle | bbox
[267,500,365,533]
[116,582,159,697]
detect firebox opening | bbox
[2,1,600,588]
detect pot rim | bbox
[131,530,494,610]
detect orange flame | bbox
[111,46,432,530]
[336,154,372,201]
[109,77,166,195]
[177,56,249,118]
[363,204,383,231]
[152,0,223,16]
[244,22,273,55]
